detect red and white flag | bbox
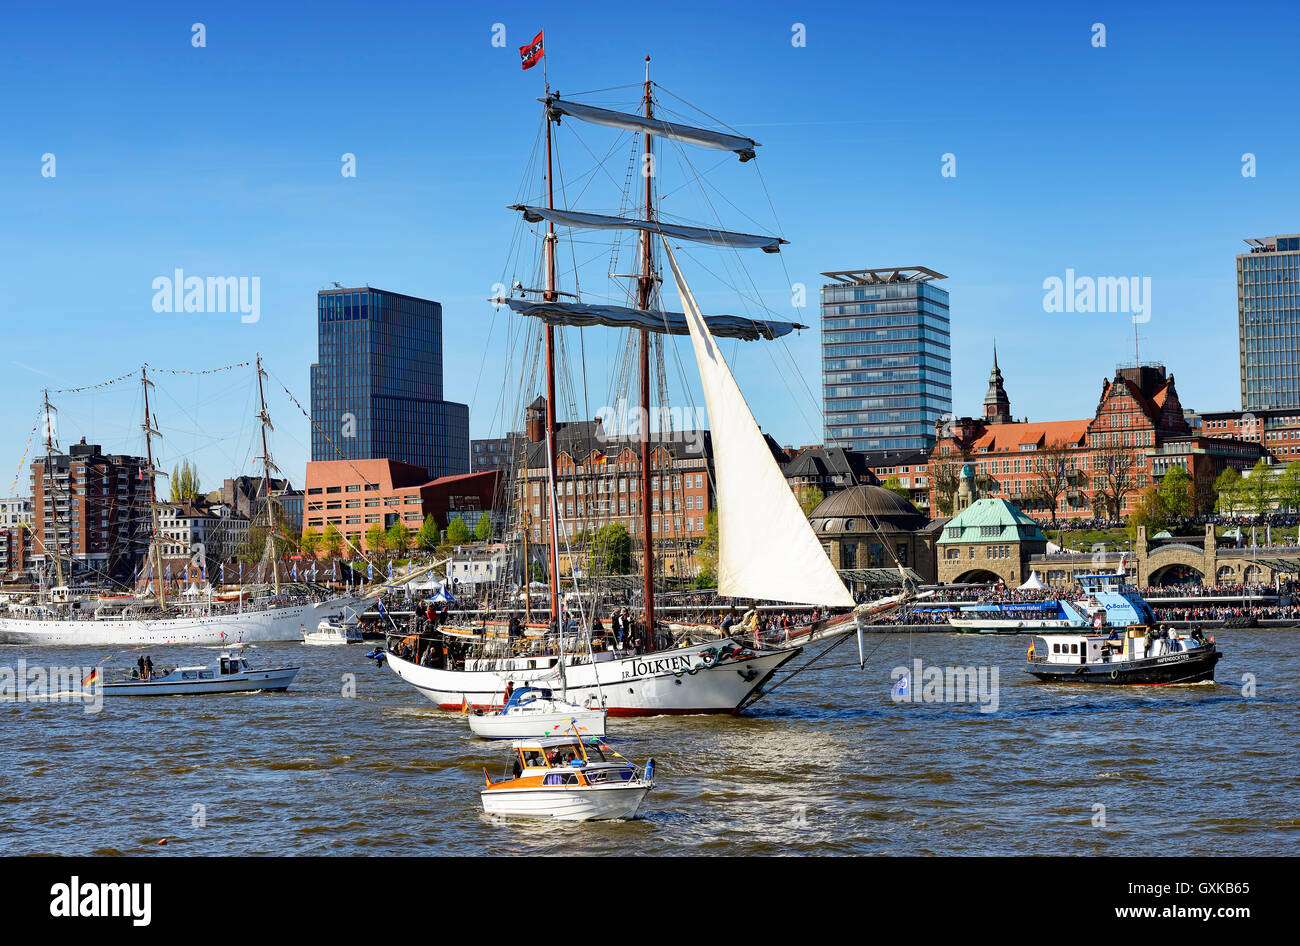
[519,30,544,70]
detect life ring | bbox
[1109,670,1118,680]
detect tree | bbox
[1127,485,1167,540]
[1276,461,1300,514]
[366,522,387,556]
[1214,467,1242,515]
[322,522,344,559]
[416,514,441,551]
[386,520,410,556]
[446,516,471,546]
[474,514,493,542]
[1243,459,1275,518]
[1158,464,1192,521]
[933,462,960,516]
[169,459,201,503]
[1030,440,1075,525]
[695,509,719,586]
[589,522,633,575]
[882,476,910,500]
[300,527,321,559]
[1092,447,1138,521]
[796,485,824,516]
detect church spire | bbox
[984,342,1012,424]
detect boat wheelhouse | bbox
[1026,625,1221,686]
[480,735,653,821]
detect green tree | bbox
[1158,465,1192,521]
[796,485,824,516]
[589,522,633,575]
[416,514,441,550]
[300,527,321,559]
[1276,461,1300,514]
[1243,459,1275,518]
[169,459,201,503]
[474,514,493,541]
[882,476,910,500]
[695,509,719,586]
[446,516,471,546]
[386,520,411,555]
[1127,485,1167,540]
[322,522,344,559]
[366,522,387,556]
[1214,467,1242,515]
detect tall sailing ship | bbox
[384,59,914,715]
[0,357,361,646]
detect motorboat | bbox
[98,647,301,695]
[480,735,653,821]
[1026,625,1221,685]
[467,686,606,740]
[303,618,362,646]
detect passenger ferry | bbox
[1026,626,1221,685]
[948,572,1157,634]
[480,735,653,821]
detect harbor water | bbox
[2,629,1297,856]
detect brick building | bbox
[30,439,150,580]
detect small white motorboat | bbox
[303,618,362,646]
[480,735,653,821]
[467,686,607,740]
[98,648,301,696]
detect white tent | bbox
[1018,571,1046,590]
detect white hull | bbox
[388,636,801,716]
[947,617,1080,632]
[481,783,650,821]
[101,666,300,695]
[0,597,363,646]
[469,707,607,739]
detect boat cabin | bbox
[217,652,252,675]
[489,736,637,789]
[1031,626,1209,666]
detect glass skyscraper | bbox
[820,267,952,452]
[310,287,469,478]
[1240,234,1300,410]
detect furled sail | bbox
[543,96,758,162]
[499,298,802,342]
[662,238,855,608]
[509,206,787,253]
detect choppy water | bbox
[2,629,1296,855]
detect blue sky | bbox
[1,1,1297,493]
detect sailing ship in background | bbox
[385,57,916,714]
[0,357,361,646]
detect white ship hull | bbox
[481,782,651,821]
[0,597,363,646]
[101,666,300,695]
[469,706,607,739]
[388,636,801,717]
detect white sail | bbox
[662,239,855,608]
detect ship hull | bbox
[0,597,362,646]
[1027,647,1222,685]
[386,637,801,717]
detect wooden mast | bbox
[542,90,563,628]
[255,353,280,596]
[41,389,65,590]
[141,366,166,609]
[637,56,657,650]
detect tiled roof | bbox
[971,419,1090,453]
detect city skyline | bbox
[3,2,1298,493]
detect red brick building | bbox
[928,361,1264,521]
[303,459,500,554]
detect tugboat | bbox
[468,685,606,740]
[480,735,653,821]
[99,646,301,695]
[1026,625,1221,685]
